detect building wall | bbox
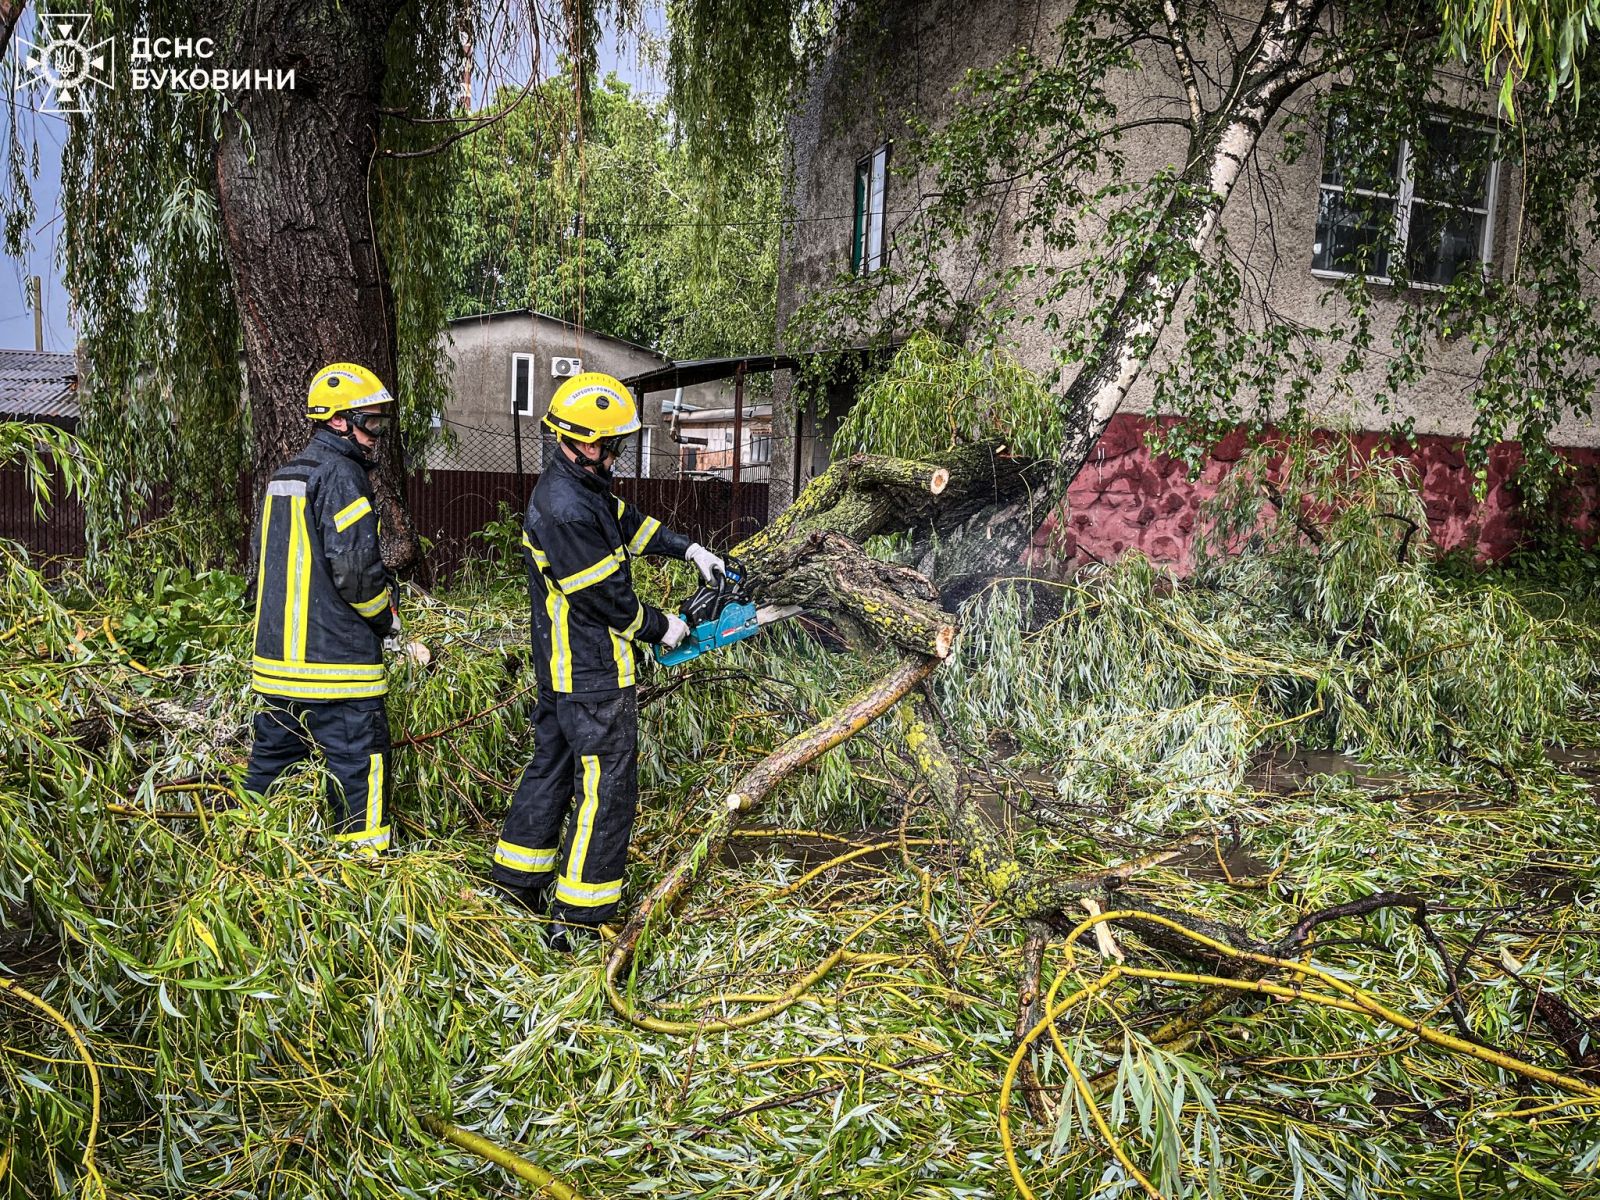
[772,0,1600,528]
[676,411,775,481]
[1053,413,1600,569]
[430,311,673,477]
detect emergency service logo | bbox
[16,14,113,114]
[11,15,295,113]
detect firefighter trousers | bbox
[243,696,392,854]
[493,686,638,927]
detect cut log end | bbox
[934,625,956,659]
[929,467,950,495]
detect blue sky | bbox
[0,5,664,354]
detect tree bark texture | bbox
[211,0,418,569]
[0,1,26,59]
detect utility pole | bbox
[30,275,42,351]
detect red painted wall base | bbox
[1035,414,1600,571]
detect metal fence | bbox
[0,462,84,574]
[0,455,772,584]
[408,470,769,583]
[411,415,783,581]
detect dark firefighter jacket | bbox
[249,427,392,701]
[522,452,692,695]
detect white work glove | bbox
[661,613,691,649]
[382,609,402,653]
[685,543,725,583]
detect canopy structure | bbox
[621,354,800,396]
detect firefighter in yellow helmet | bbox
[242,363,400,855]
[493,372,725,946]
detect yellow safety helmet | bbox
[542,372,641,443]
[307,363,395,420]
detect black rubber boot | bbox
[543,921,604,954]
[495,882,548,914]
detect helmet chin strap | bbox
[561,434,612,479]
[332,414,378,465]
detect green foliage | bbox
[834,331,1060,459]
[660,0,831,263]
[1442,0,1600,112]
[104,568,246,665]
[3,456,1600,1196]
[0,421,94,516]
[444,70,780,359]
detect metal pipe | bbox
[730,362,745,541]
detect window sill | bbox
[1310,267,1457,293]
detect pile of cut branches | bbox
[3,426,1598,1198]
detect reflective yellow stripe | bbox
[554,876,623,907]
[352,587,391,618]
[250,674,388,700]
[610,603,645,688]
[333,826,391,856]
[333,496,372,532]
[556,549,623,593]
[565,755,602,884]
[609,630,633,689]
[365,752,384,836]
[252,656,385,681]
[523,532,552,572]
[615,497,626,519]
[283,495,312,662]
[495,840,558,872]
[628,516,660,555]
[546,584,572,691]
[252,495,274,643]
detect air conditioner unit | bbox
[551,356,582,378]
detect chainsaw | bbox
[653,557,802,666]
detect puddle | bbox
[1169,840,1270,882]
[718,829,900,871]
[1248,750,1411,795]
[0,902,59,984]
[1507,861,1585,905]
[1548,746,1600,781]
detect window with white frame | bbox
[745,433,772,467]
[852,143,889,275]
[511,353,536,417]
[1312,107,1498,287]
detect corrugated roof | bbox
[0,349,79,420]
[623,355,801,393]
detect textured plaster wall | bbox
[772,0,1600,520]
[1047,413,1600,570]
[432,312,668,473]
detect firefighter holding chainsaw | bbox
[493,371,724,946]
[243,363,400,855]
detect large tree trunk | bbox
[212,0,419,569]
[0,2,26,58]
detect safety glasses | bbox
[351,410,394,436]
[598,435,630,459]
